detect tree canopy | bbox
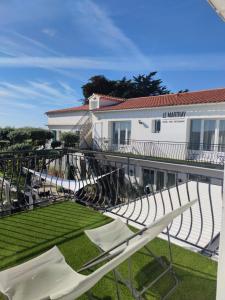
[82,72,175,103]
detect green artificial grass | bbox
[0,201,217,300]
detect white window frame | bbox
[189,119,225,152]
[111,121,131,146]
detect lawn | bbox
[0,201,217,300]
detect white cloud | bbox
[42,28,57,37]
[0,1,149,73]
[0,30,61,57]
[0,81,78,110]
[0,30,84,79]
[0,53,224,71]
[0,56,150,71]
[73,0,148,62]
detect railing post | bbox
[216,163,225,300]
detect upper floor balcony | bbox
[92,138,225,169]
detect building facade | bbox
[46,88,225,191]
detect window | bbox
[112,121,131,145]
[167,173,176,187]
[89,98,99,110]
[189,119,225,152]
[152,120,161,133]
[143,169,155,193]
[156,171,164,190]
[52,130,57,141]
[189,120,201,150]
[143,169,154,187]
[219,120,225,152]
[57,130,62,141]
[203,120,216,151]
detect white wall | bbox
[93,103,225,143]
[47,111,89,126]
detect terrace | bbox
[92,138,225,169]
[0,149,222,299]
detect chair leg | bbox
[114,268,142,300]
[138,227,179,299]
[162,227,179,300]
[113,269,121,300]
[128,257,134,297]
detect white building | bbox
[46,87,225,190]
[46,94,125,143]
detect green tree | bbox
[82,75,116,100]
[178,89,189,93]
[131,72,170,97]
[82,72,176,103]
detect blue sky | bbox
[0,0,225,127]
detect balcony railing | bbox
[92,138,225,167]
[0,149,222,258]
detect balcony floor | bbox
[0,201,217,300]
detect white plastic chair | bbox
[83,199,198,299]
[0,200,196,300]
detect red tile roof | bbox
[94,88,225,112]
[94,94,125,103]
[46,104,89,114]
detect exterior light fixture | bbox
[138,120,143,125]
[208,0,225,21]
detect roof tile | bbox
[94,88,225,112]
[46,104,89,114]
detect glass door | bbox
[112,121,131,149]
[143,169,155,193]
[203,120,216,151]
[156,171,165,190]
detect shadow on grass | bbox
[0,202,110,270]
[134,257,216,300]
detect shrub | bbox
[0,127,14,140]
[8,143,33,152]
[61,132,80,147]
[30,129,53,148]
[8,129,30,144]
[0,140,10,150]
[30,129,53,142]
[51,140,62,149]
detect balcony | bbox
[0,149,221,299]
[92,138,225,169]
